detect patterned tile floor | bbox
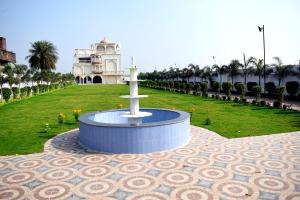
[1,126,300,200]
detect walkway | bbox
[0,126,300,199]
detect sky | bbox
[1,0,300,73]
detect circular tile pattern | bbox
[240,151,264,158]
[42,169,74,181]
[0,187,25,200]
[33,184,71,200]
[213,154,238,162]
[172,187,214,200]
[267,148,287,155]
[119,163,146,174]
[217,182,253,199]
[0,161,8,169]
[151,160,180,170]
[15,159,42,169]
[81,155,109,165]
[254,176,289,191]
[2,171,34,184]
[201,146,220,152]
[128,192,168,200]
[224,143,244,149]
[285,193,300,200]
[122,175,156,191]
[286,172,300,183]
[146,152,169,159]
[81,166,111,178]
[197,167,228,180]
[260,160,288,170]
[79,180,114,196]
[184,156,209,166]
[114,154,139,162]
[48,157,76,167]
[286,156,300,164]
[286,145,300,151]
[230,164,259,175]
[161,171,194,186]
[174,148,196,156]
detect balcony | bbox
[103,71,124,75]
[0,50,16,63]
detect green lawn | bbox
[0,84,299,156]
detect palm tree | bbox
[213,64,227,86]
[253,58,264,87]
[272,56,293,86]
[188,64,199,83]
[26,41,58,74]
[242,53,255,85]
[227,60,242,88]
[3,63,15,89]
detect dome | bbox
[100,37,109,43]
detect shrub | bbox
[286,81,299,96]
[211,94,215,99]
[32,86,39,95]
[265,82,276,95]
[222,96,227,100]
[188,106,196,118]
[234,97,239,102]
[222,82,232,97]
[273,101,280,108]
[186,83,193,94]
[72,109,81,122]
[204,117,211,125]
[2,88,12,102]
[252,100,257,105]
[57,113,66,125]
[25,86,31,96]
[234,82,242,91]
[242,98,247,103]
[282,105,287,110]
[20,87,27,98]
[212,81,220,93]
[276,86,285,108]
[260,100,266,107]
[235,83,245,99]
[247,82,258,92]
[193,83,201,95]
[252,86,262,102]
[227,96,231,101]
[12,87,19,99]
[200,82,208,96]
[174,82,180,92]
[116,103,123,109]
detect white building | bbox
[73,37,123,84]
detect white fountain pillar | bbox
[129,56,139,115]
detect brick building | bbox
[0,37,16,68]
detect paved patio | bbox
[0,126,300,200]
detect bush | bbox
[227,96,231,101]
[242,98,247,103]
[20,87,27,98]
[32,86,39,95]
[252,100,257,105]
[222,82,232,97]
[286,81,299,96]
[235,83,245,99]
[2,88,12,102]
[282,105,287,110]
[273,101,280,108]
[265,82,276,95]
[222,96,227,100]
[260,100,266,107]
[204,117,211,125]
[12,87,19,99]
[234,97,239,102]
[212,81,220,93]
[200,82,208,96]
[211,94,215,99]
[252,86,262,102]
[193,83,201,95]
[234,82,242,91]
[186,83,193,94]
[247,82,258,92]
[25,86,31,96]
[276,86,285,108]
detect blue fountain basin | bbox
[79,108,190,154]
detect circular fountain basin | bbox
[79,108,190,154]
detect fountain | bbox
[79,56,190,153]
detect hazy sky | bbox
[1,0,300,73]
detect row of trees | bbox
[138,56,300,89]
[0,41,74,102]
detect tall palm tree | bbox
[253,58,264,87]
[242,53,255,85]
[272,56,293,86]
[213,64,227,86]
[227,60,242,88]
[188,64,199,83]
[26,41,58,73]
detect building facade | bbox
[0,37,16,68]
[73,37,123,84]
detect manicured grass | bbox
[0,84,299,155]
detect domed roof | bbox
[100,37,109,44]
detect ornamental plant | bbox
[73,109,81,121]
[188,106,196,118]
[252,85,262,102]
[235,83,245,100]
[222,82,232,98]
[200,82,208,96]
[2,88,12,102]
[57,113,66,125]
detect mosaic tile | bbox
[170,155,182,160]
[154,184,174,195]
[107,173,124,181]
[232,174,250,182]
[265,170,281,177]
[181,165,196,172]
[258,191,279,200]
[198,152,210,157]
[23,179,45,189]
[268,155,282,160]
[41,155,55,160]
[138,157,152,163]
[224,149,236,154]
[146,169,161,176]
[106,160,120,167]
[8,157,25,162]
[212,161,227,168]
[0,168,14,175]
[242,158,256,164]
[71,163,86,170]
[35,165,49,173]
[65,194,86,200]
[196,179,214,188]
[110,189,132,200]
[66,176,85,185]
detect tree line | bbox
[0,41,74,103]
